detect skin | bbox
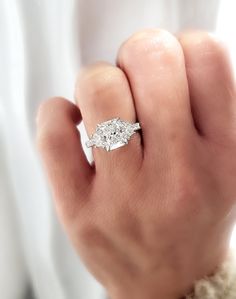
[36,30,236,299]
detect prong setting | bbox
[85,118,141,151]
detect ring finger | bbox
[75,62,142,174]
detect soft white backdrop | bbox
[216,0,236,248]
[0,1,236,299]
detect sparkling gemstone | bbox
[86,118,141,151]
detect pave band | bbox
[85,118,141,152]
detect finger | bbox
[117,29,196,160]
[36,97,93,220]
[75,62,142,174]
[178,31,236,142]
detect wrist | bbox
[107,250,236,299]
[107,277,187,299]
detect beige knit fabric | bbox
[186,250,236,299]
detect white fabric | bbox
[0,1,236,298]
[186,250,236,299]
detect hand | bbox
[36,29,236,299]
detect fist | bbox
[37,30,236,299]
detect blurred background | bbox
[0,0,236,299]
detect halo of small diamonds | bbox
[85,118,141,151]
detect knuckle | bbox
[175,166,198,199]
[36,97,65,125]
[175,174,196,203]
[36,97,76,153]
[166,169,202,221]
[36,99,51,125]
[36,125,67,154]
[78,222,107,248]
[77,63,126,99]
[119,29,182,66]
[179,31,228,65]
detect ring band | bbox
[85,117,141,152]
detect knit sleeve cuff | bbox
[185,250,236,299]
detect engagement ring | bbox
[85,118,141,152]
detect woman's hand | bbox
[36,29,236,299]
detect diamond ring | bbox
[85,118,141,152]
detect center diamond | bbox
[86,118,140,151]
